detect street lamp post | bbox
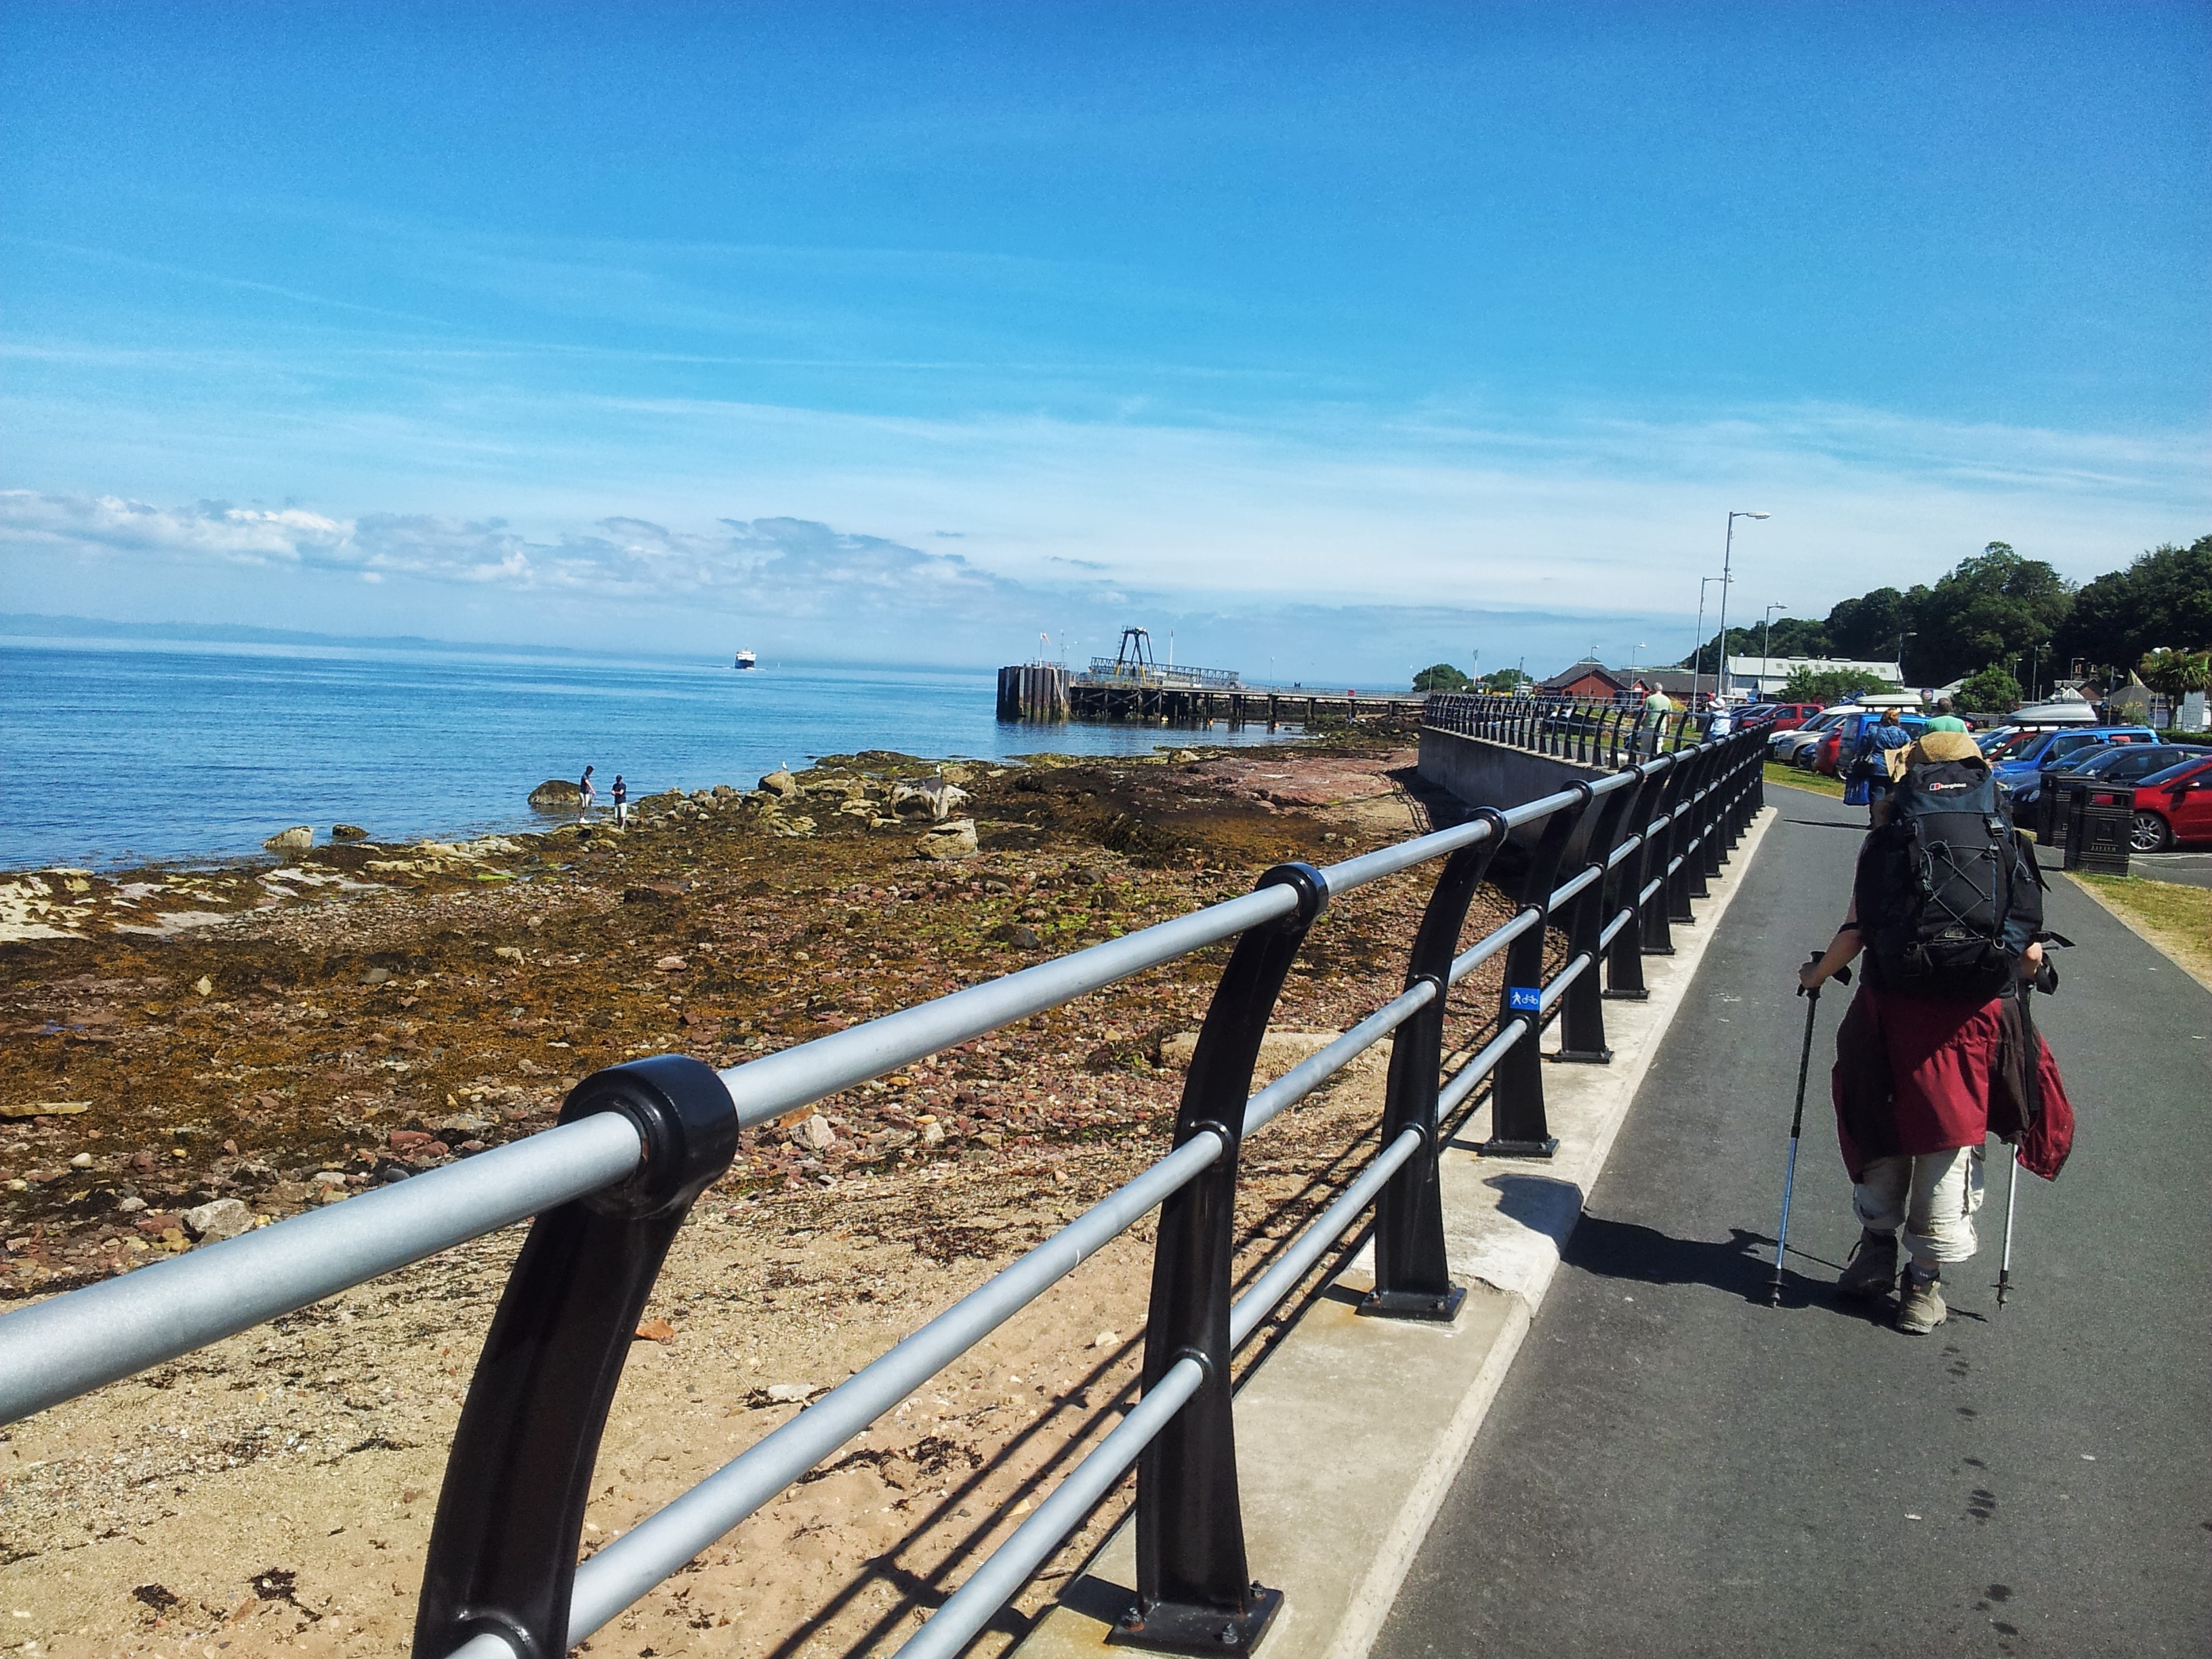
[1716,510,1770,702]
[1896,630,1917,697]
[1761,602,1784,700]
[1692,575,1727,707]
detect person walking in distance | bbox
[1853,709,1913,823]
[611,773,628,829]
[1925,697,1969,734]
[1797,729,2072,1334]
[577,764,596,823]
[1641,685,1673,756]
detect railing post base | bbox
[1358,1284,1467,1322]
[1601,987,1651,1001]
[1550,1046,1613,1064]
[1111,1584,1283,1657]
[1477,1134,1560,1159]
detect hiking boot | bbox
[1837,1230,1899,1298]
[1897,1268,1947,1335]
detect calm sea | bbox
[1,638,1303,872]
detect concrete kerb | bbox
[1012,802,1779,1659]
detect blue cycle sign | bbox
[1507,986,1542,1013]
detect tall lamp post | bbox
[1896,630,1917,698]
[1761,602,1784,699]
[1716,510,1770,702]
[1692,575,1727,707]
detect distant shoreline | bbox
[0,611,1002,674]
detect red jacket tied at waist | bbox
[1832,985,2075,1184]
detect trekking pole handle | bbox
[1797,952,1851,1000]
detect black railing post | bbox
[1698,743,1727,881]
[1639,755,1685,956]
[1604,764,1660,998]
[412,1057,737,1659]
[1479,784,1593,1158]
[1683,744,1719,899]
[1120,862,1325,1655]
[1663,754,1700,922]
[1365,811,1508,1319]
[1555,775,1640,1062]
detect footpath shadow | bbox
[1550,1200,1889,1321]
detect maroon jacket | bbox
[1832,985,2074,1183]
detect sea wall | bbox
[1418,723,1607,842]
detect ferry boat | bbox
[734,648,757,670]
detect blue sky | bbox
[3,1,2206,682]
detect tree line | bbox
[1675,535,2210,709]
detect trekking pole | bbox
[1996,1143,2020,1309]
[1773,953,1850,1306]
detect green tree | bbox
[1823,586,1917,661]
[1412,662,1473,693]
[1957,663,2023,714]
[2137,647,2212,700]
[2055,535,2212,677]
[1479,668,1532,693]
[1908,542,2073,684]
[1778,666,1891,704]
[1676,617,1830,674]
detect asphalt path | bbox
[2129,848,2212,891]
[1376,787,2212,1659]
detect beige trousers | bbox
[1853,1146,1986,1271]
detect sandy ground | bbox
[1,736,1542,1659]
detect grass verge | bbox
[2071,872,2212,991]
[1764,760,1845,798]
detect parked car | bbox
[2129,756,2212,852]
[2016,743,2212,807]
[1818,710,1931,777]
[1773,708,1859,766]
[1738,701,1822,737]
[1989,725,2158,792]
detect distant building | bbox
[1537,661,1705,705]
[1539,659,1629,700]
[1725,656,1905,697]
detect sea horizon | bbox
[2,632,1320,874]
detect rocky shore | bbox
[0,737,1538,1659]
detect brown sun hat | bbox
[1906,730,1982,766]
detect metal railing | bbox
[0,722,1771,1659]
[1424,691,1715,767]
[1082,657,1243,691]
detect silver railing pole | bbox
[0,1111,644,1426]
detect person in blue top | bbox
[1854,712,1914,821]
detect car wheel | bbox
[2131,811,2173,854]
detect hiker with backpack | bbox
[1797,729,2074,1334]
[1845,710,1914,821]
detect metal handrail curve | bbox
[0,710,1767,1659]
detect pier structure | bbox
[998,625,1426,728]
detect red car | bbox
[1740,701,1822,735]
[2129,756,2212,852]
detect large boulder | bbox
[916,817,979,861]
[893,779,970,822]
[331,823,369,841]
[759,769,799,799]
[262,825,314,854]
[529,779,582,808]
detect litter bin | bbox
[2064,787,2132,876]
[2033,774,2079,845]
